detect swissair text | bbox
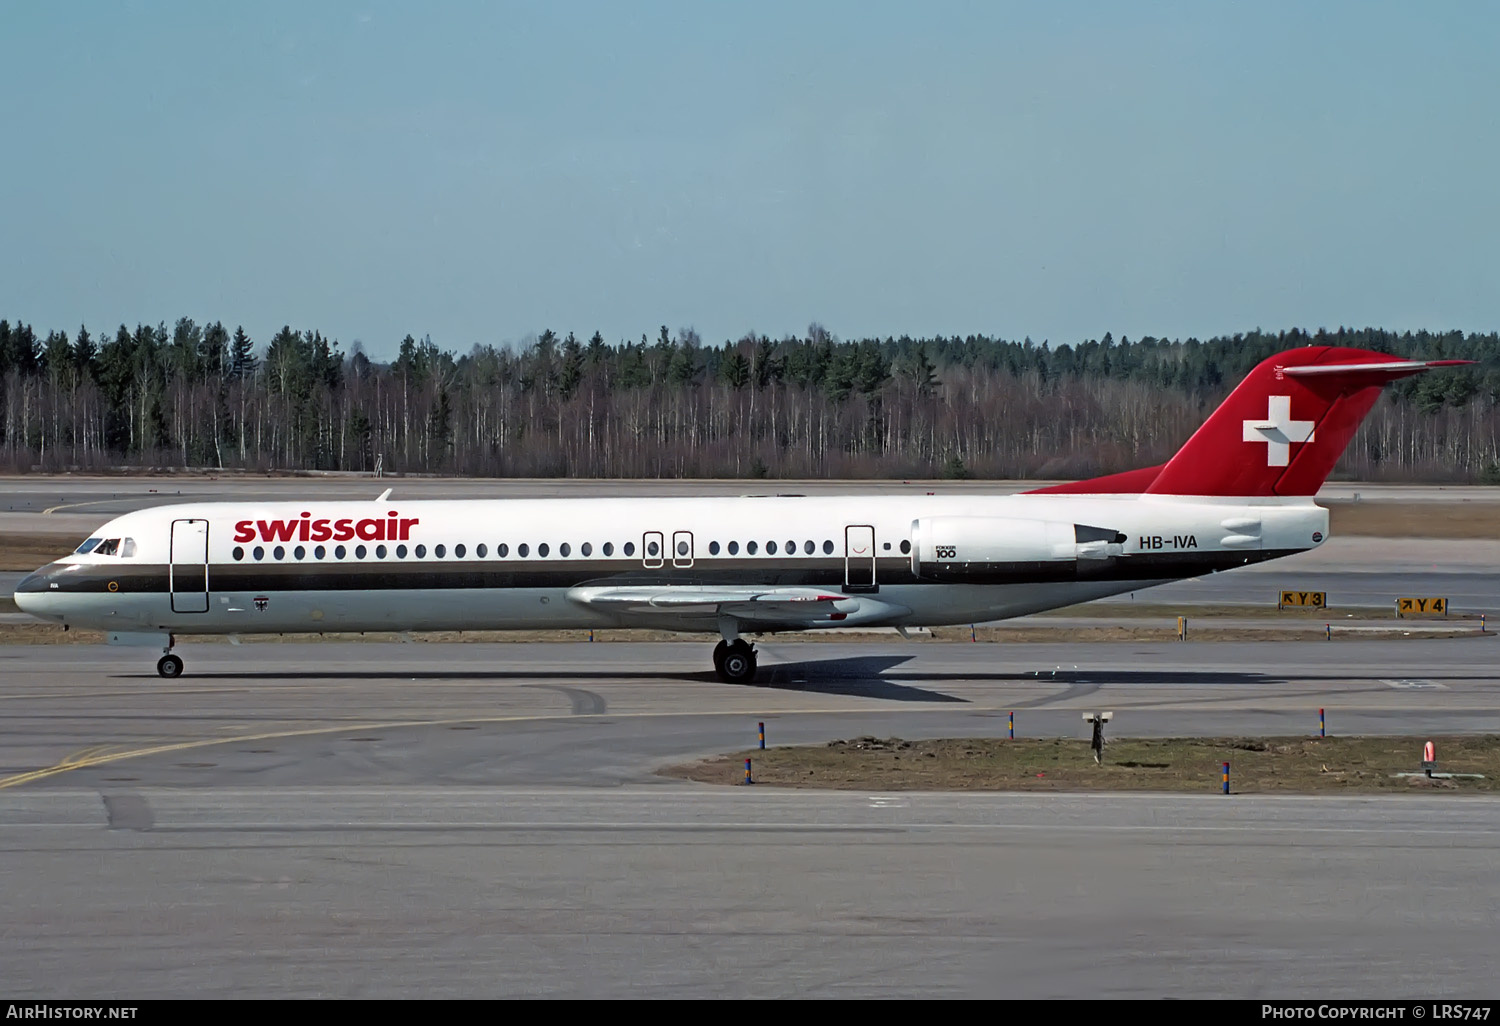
[234,511,419,544]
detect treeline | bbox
[1,319,1497,482]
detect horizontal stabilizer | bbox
[1280,359,1470,378]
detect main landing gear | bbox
[712,638,758,685]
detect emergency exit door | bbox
[844,524,877,593]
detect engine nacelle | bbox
[910,516,1125,579]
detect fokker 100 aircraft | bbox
[14,346,1467,683]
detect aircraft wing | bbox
[566,585,855,620]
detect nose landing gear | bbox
[155,634,183,678]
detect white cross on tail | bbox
[1242,396,1315,466]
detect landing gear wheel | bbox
[712,640,729,675]
[715,640,757,685]
[157,654,183,679]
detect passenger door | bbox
[169,518,210,613]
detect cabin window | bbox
[294,546,306,560]
[232,546,244,561]
[538,543,550,557]
[623,542,635,556]
[518,543,530,557]
[75,538,101,554]
[314,545,326,559]
[727,541,739,555]
[883,542,891,550]
[747,541,758,555]
[560,543,571,557]
[273,546,285,560]
[498,543,509,557]
[253,546,265,560]
[455,544,466,558]
[785,540,794,554]
[95,539,120,556]
[677,541,688,556]
[900,540,911,554]
[121,538,137,557]
[435,544,446,558]
[822,540,834,554]
[646,540,659,557]
[766,541,778,554]
[396,544,408,558]
[602,542,613,556]
[335,545,347,559]
[581,542,592,556]
[415,544,427,558]
[355,545,367,558]
[476,543,487,557]
[708,541,720,555]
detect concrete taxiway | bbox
[5,788,1497,998]
[1,637,1499,997]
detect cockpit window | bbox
[95,539,120,556]
[121,538,137,558]
[75,538,102,554]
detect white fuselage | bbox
[14,492,1328,637]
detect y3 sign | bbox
[1242,396,1316,467]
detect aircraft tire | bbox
[716,641,756,685]
[157,654,184,679]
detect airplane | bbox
[13,345,1470,683]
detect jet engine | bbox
[909,517,1126,580]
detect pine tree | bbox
[719,349,750,390]
[199,322,229,378]
[586,330,607,365]
[73,325,96,374]
[229,326,257,381]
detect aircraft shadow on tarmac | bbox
[756,655,966,702]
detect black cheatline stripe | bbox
[23,550,1295,594]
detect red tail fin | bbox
[1030,347,1470,497]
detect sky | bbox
[3,1,1499,361]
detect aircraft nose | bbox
[15,568,49,594]
[13,563,64,619]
